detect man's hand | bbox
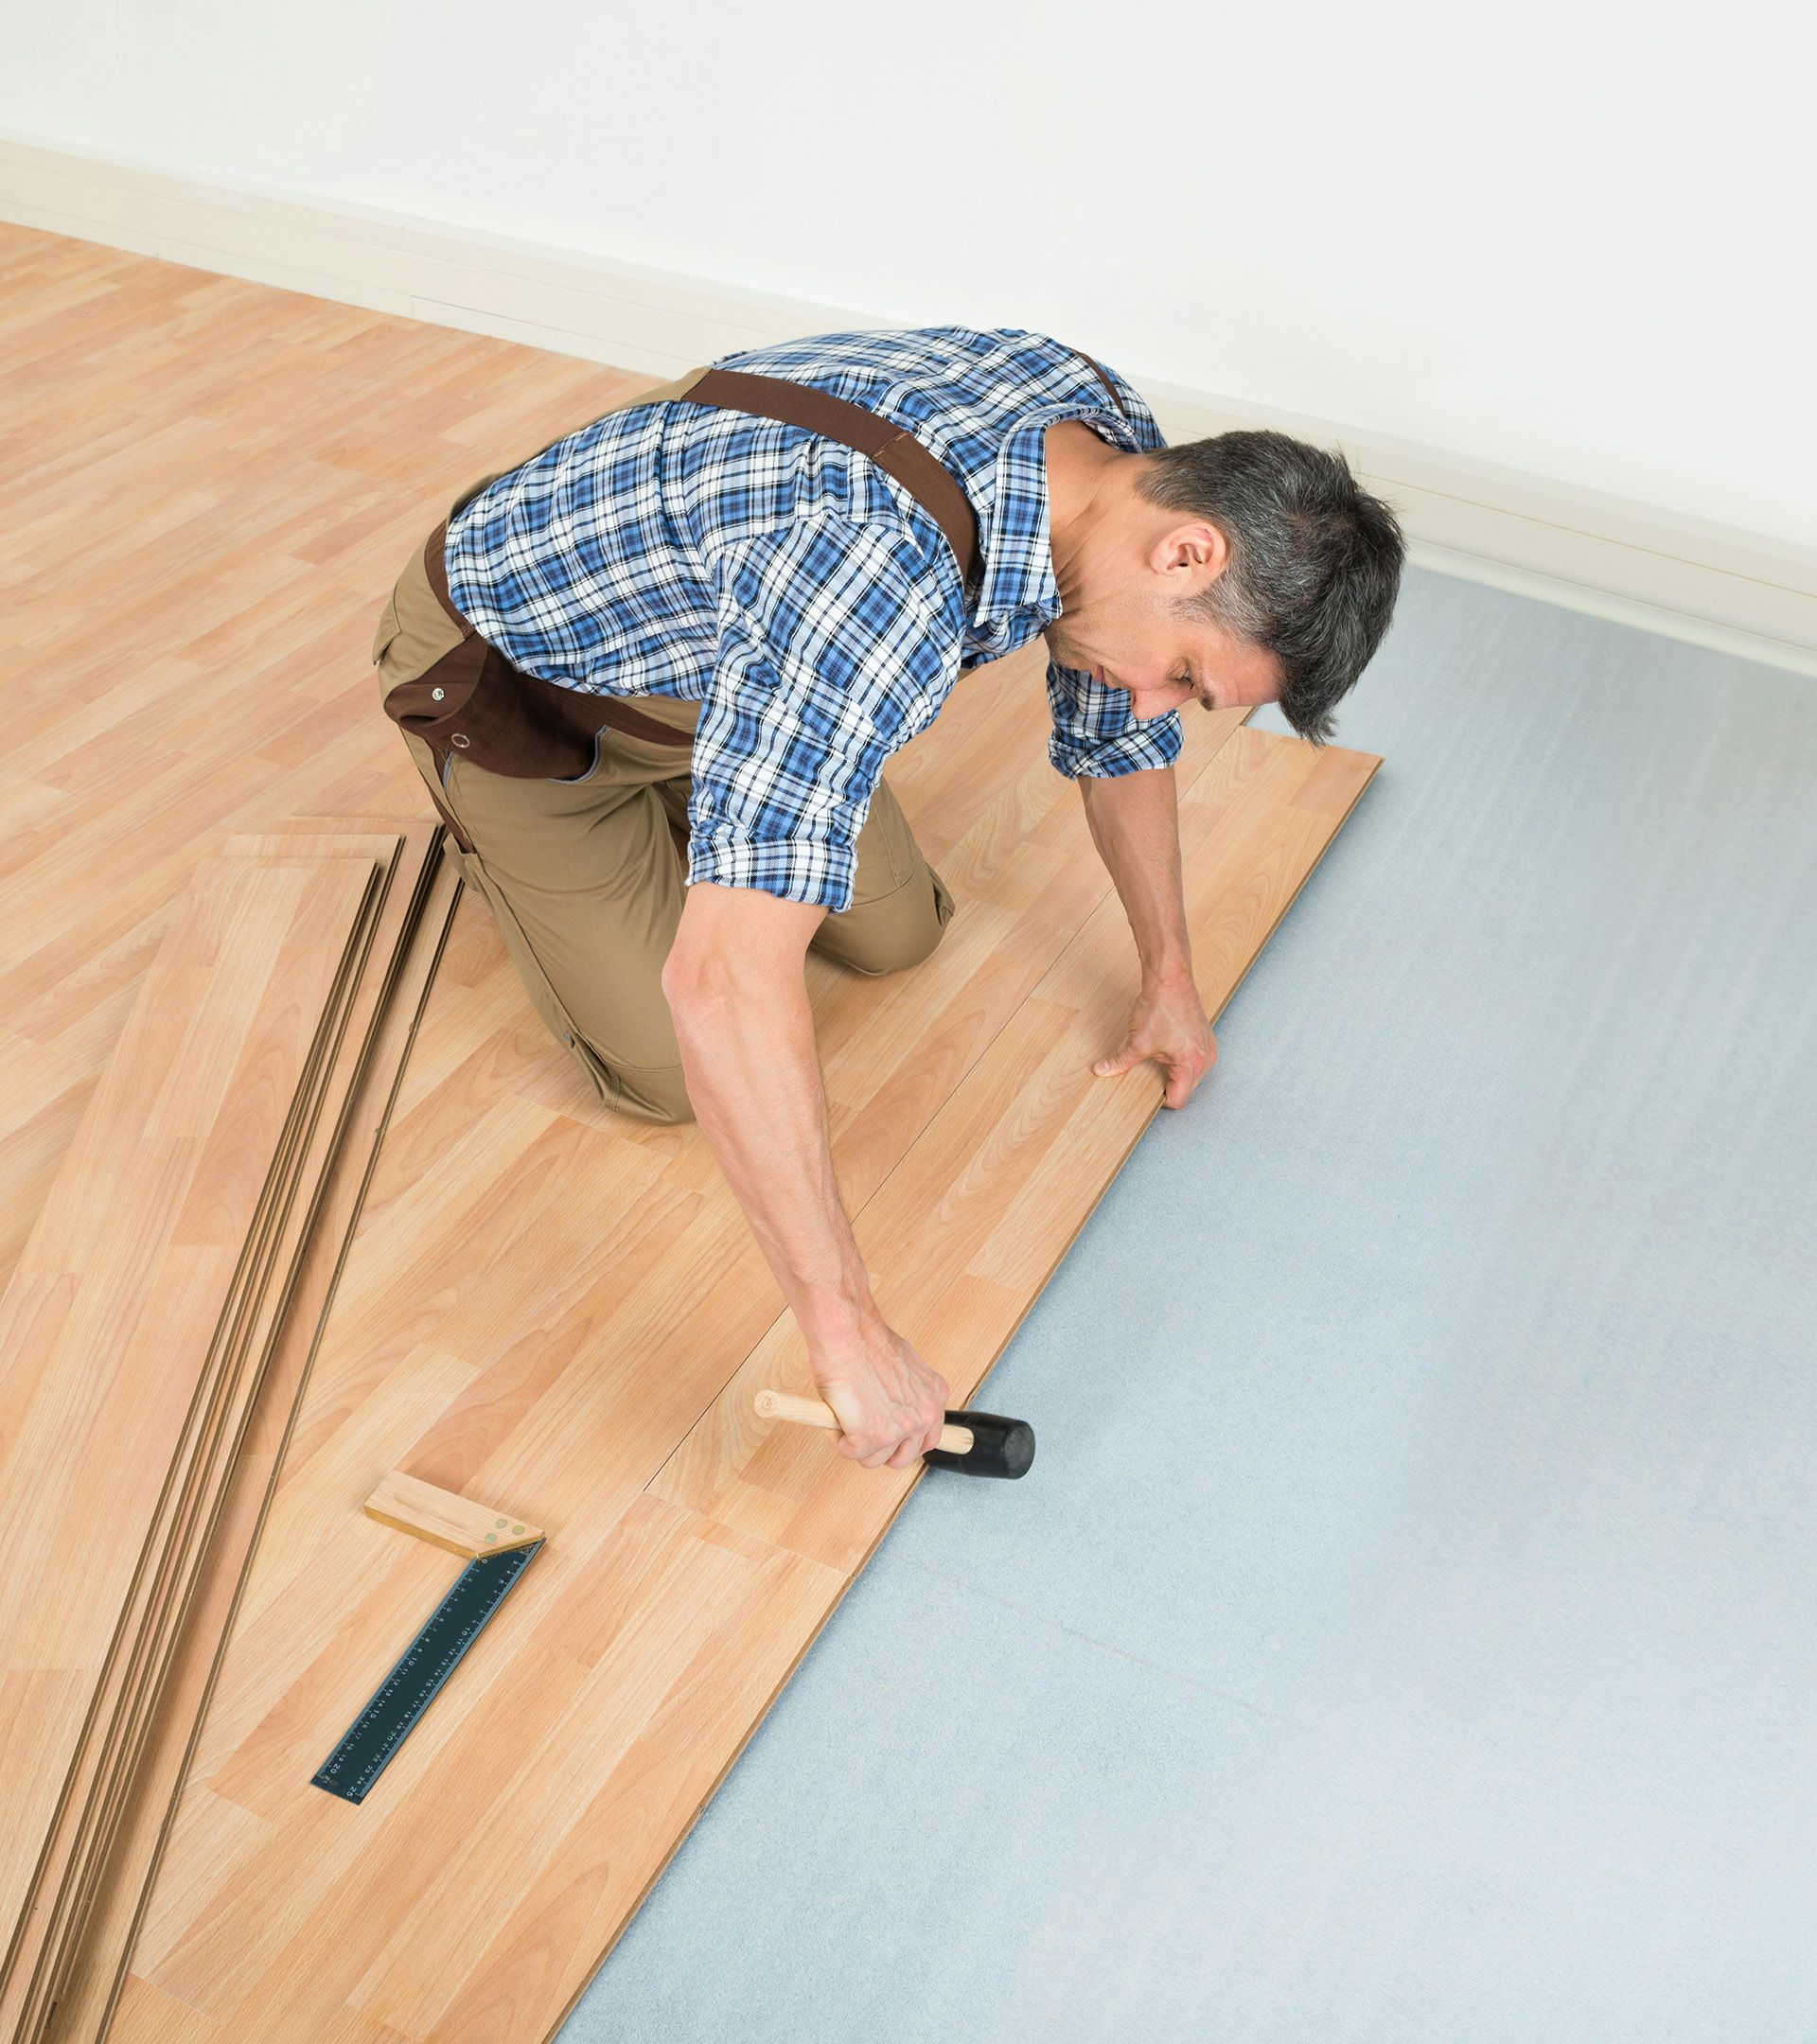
[1094,969,1219,1109]
[815,1321,950,1471]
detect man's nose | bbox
[1126,679,1191,721]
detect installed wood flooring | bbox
[0,223,1381,2040]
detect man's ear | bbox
[1150,520,1226,585]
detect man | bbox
[373,325,1403,1480]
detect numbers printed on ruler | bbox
[312,1540,543,1805]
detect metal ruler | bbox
[311,1539,544,1804]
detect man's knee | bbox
[628,1074,697,1126]
[815,867,956,977]
[598,1052,696,1127]
[537,1002,693,1123]
[830,918,945,978]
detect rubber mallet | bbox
[754,1387,1035,1479]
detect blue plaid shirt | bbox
[445,325,1182,912]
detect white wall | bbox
[4,0,1811,548]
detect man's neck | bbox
[1045,418,1136,599]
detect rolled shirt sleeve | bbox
[1045,657,1184,779]
[688,513,956,913]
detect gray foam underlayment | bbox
[560,566,1817,2044]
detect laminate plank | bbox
[38,828,454,2043]
[49,846,461,2044]
[0,854,379,2010]
[1,867,394,2044]
[145,692,1245,1815]
[6,844,399,2038]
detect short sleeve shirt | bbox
[444,326,1182,912]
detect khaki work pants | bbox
[375,521,956,1125]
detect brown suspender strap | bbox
[680,367,981,590]
[418,526,701,750]
[1073,349,1129,416]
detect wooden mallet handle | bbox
[756,1388,974,1455]
[753,1389,1035,1479]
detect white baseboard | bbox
[4,126,1813,679]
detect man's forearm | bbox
[664,957,879,1354]
[1078,765,1194,982]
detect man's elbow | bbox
[661,877,824,1021]
[659,941,716,1020]
[660,931,803,1023]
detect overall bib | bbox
[371,354,1120,1124]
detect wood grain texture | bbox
[9,839,397,2044]
[42,821,457,2035]
[111,732,1376,2044]
[46,828,459,2044]
[0,220,663,1295]
[0,223,1384,2040]
[647,730,1381,1572]
[362,1471,543,1559]
[0,849,382,2031]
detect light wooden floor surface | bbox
[0,222,656,1290]
[0,223,1381,2041]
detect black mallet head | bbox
[923,1408,1035,1480]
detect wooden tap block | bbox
[363,1471,543,1559]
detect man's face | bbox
[1043,502,1287,723]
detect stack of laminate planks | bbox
[0,817,460,2044]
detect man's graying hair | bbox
[1134,431,1405,744]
